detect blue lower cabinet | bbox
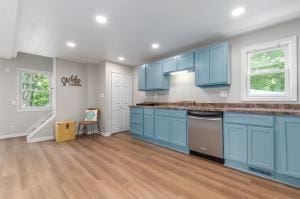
[276,116,300,179]
[144,112,154,138]
[248,126,274,170]
[170,117,187,147]
[130,108,143,136]
[224,124,248,163]
[130,108,188,154]
[155,115,170,142]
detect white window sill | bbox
[16,108,52,113]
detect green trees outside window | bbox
[249,48,286,94]
[21,70,51,108]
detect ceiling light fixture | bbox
[66,42,76,48]
[96,15,107,24]
[152,43,160,49]
[231,7,245,17]
[118,57,125,61]
[169,70,189,76]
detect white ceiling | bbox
[1,0,300,66]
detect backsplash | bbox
[143,72,236,103]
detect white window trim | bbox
[17,68,53,112]
[241,36,298,102]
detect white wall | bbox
[0,52,52,138]
[133,18,300,104]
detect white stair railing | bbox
[26,57,57,143]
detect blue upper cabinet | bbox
[210,43,230,85]
[146,61,169,90]
[195,42,230,87]
[195,48,210,86]
[163,56,178,74]
[178,52,195,70]
[138,65,146,91]
[276,116,300,178]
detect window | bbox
[241,36,297,101]
[18,69,52,111]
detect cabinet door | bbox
[163,57,178,73]
[276,117,300,178]
[248,126,274,170]
[146,61,164,90]
[170,117,187,147]
[195,48,210,86]
[138,65,146,90]
[178,52,195,70]
[224,124,248,163]
[209,43,229,85]
[144,114,154,138]
[155,116,170,142]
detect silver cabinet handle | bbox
[188,116,222,121]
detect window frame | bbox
[241,36,298,102]
[17,68,53,112]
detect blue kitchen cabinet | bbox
[178,52,195,70]
[130,108,144,136]
[224,123,248,163]
[195,42,230,87]
[155,110,170,142]
[195,48,210,86]
[248,126,274,170]
[276,116,300,179]
[138,65,146,91]
[146,61,169,90]
[170,117,187,147]
[163,56,178,73]
[209,43,230,85]
[144,109,154,138]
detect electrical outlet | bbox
[154,93,158,99]
[5,67,10,73]
[220,90,228,97]
[9,125,15,131]
[11,100,16,106]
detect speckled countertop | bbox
[130,102,300,116]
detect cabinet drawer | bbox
[155,109,170,116]
[170,110,187,118]
[225,112,274,127]
[130,113,143,124]
[130,123,143,135]
[131,108,143,114]
[144,109,154,115]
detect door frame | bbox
[110,72,133,134]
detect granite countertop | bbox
[130,102,300,116]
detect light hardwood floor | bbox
[0,133,299,199]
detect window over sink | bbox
[241,36,297,101]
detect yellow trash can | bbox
[55,120,76,142]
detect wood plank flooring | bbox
[0,132,299,199]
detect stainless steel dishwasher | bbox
[188,111,224,163]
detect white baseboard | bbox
[28,135,54,143]
[0,132,29,140]
[101,132,111,137]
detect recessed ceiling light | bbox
[152,43,160,49]
[96,15,107,24]
[118,57,125,61]
[66,42,76,48]
[231,7,245,17]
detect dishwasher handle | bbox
[188,116,222,121]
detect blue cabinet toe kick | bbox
[131,133,189,154]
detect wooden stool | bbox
[77,108,101,137]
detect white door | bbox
[111,72,132,134]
